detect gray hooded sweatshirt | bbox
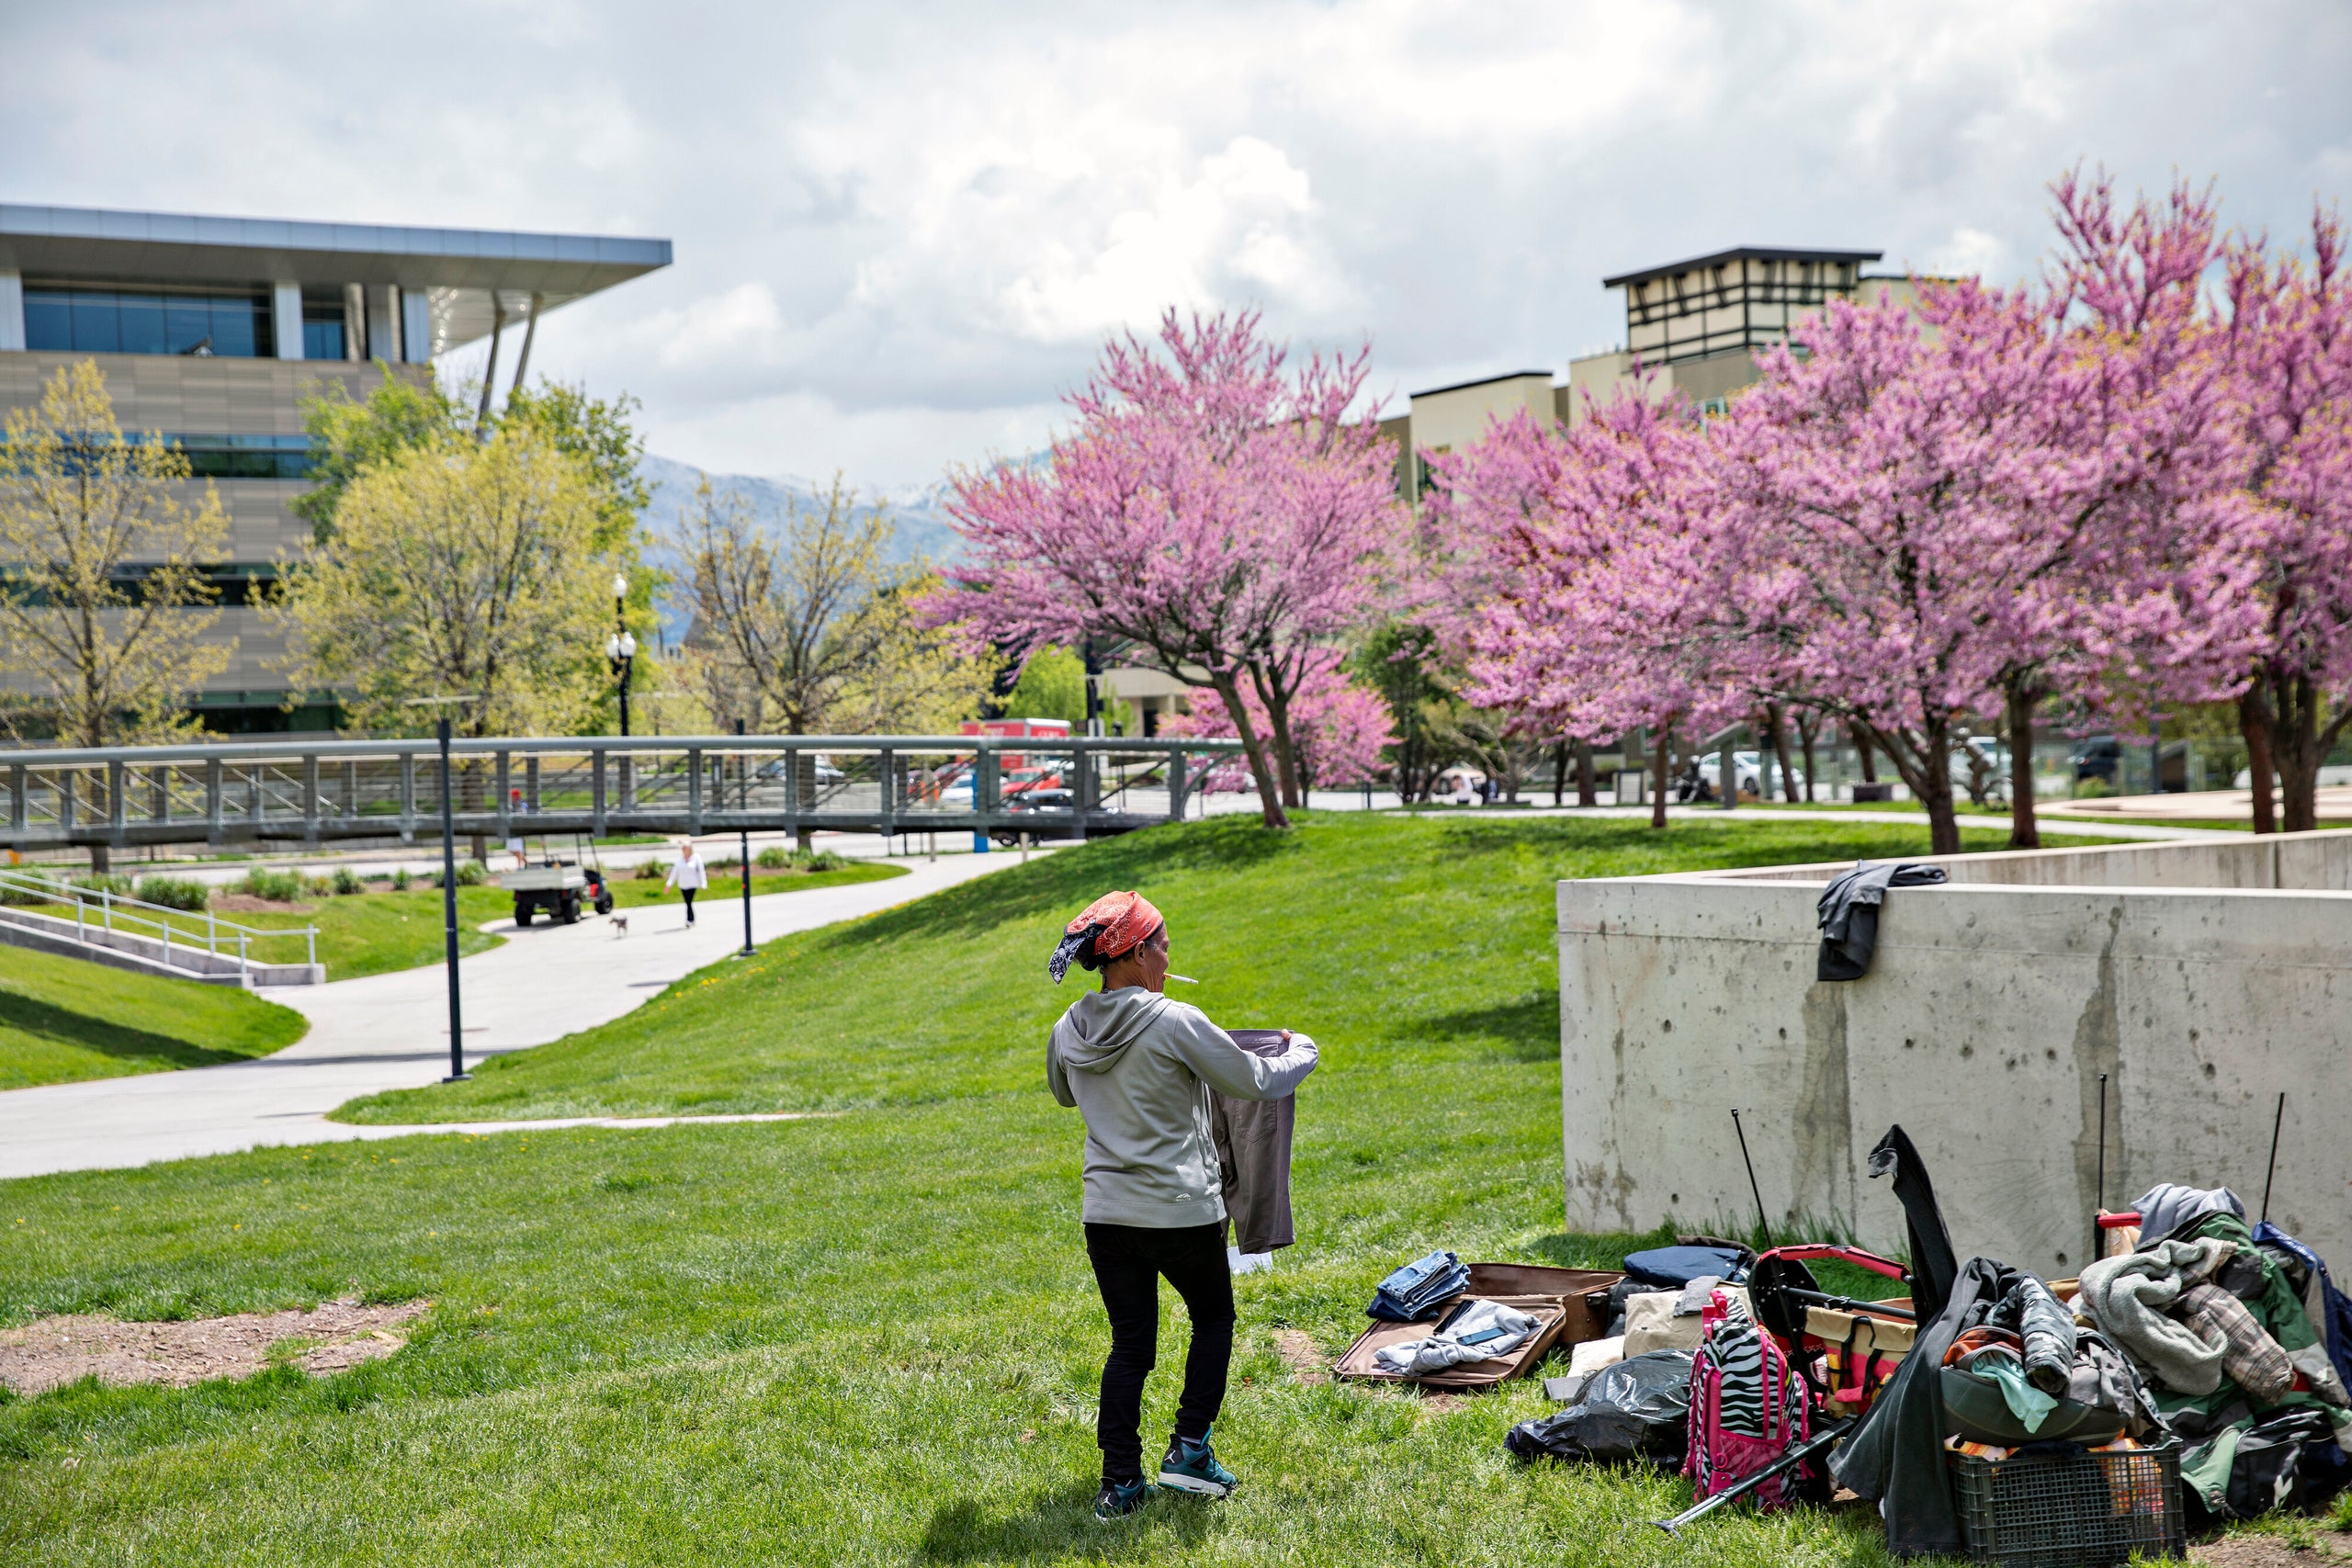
[1047,987,1317,1228]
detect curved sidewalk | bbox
[0,852,1022,1181]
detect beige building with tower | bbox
[0,204,670,730]
[1379,245,1919,499]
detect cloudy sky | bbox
[6,1,2350,491]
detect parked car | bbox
[753,755,847,784]
[1430,766,1489,803]
[1685,750,1808,802]
[2070,736,2120,786]
[993,784,1075,845]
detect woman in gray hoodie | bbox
[1046,890,1317,1521]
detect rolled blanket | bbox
[2076,1238,2234,1393]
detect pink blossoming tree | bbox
[929,310,1399,829]
[1163,646,1394,792]
[2212,207,2352,832]
[1436,394,1744,830]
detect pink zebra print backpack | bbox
[1683,1288,1815,1511]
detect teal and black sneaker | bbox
[1157,1429,1238,1497]
[1091,1477,1154,1522]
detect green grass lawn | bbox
[42,862,910,985]
[228,886,513,980]
[0,944,308,1090]
[0,814,2058,1564]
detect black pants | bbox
[680,888,696,922]
[1084,1221,1234,1483]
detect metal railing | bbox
[0,867,318,978]
[0,734,1246,852]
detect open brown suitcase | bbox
[1333,1262,1622,1391]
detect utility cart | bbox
[506,834,616,927]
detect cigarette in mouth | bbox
[1167,973,1200,984]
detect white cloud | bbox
[4,0,2350,483]
[1927,226,2012,281]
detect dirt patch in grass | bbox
[211,894,318,914]
[2196,1533,2352,1565]
[0,1298,427,1393]
[1272,1327,1329,1384]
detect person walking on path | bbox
[1045,890,1317,1522]
[663,837,707,927]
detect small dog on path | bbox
[608,912,630,938]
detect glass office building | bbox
[0,204,671,732]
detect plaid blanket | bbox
[2178,1282,2295,1403]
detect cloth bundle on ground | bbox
[1938,1322,2146,1447]
[2079,1210,2352,1417]
[1366,1249,1470,1322]
[1505,1350,1694,1468]
[1372,1298,1542,1376]
[1608,1239,1755,1336]
[1815,862,1948,981]
[1832,1258,2167,1557]
[2075,1203,2352,1523]
[2075,1238,2239,1394]
[1685,1290,1814,1512]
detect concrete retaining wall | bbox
[1559,829,2352,1279]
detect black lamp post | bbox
[436,715,469,1081]
[606,572,637,737]
[735,717,754,958]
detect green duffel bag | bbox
[1941,1348,2127,1447]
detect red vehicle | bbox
[960,716,1071,775]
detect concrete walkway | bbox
[0,853,1023,1181]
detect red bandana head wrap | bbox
[1049,890,1163,984]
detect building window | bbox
[301,287,349,360]
[164,434,316,480]
[23,283,275,358]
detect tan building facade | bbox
[1379,245,1921,499]
[0,204,670,730]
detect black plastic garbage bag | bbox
[1505,1350,1694,1469]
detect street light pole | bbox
[436,715,469,1081]
[736,717,755,958]
[606,573,636,738]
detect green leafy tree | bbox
[290,371,465,543]
[271,423,616,739]
[0,362,232,757]
[1352,620,1462,802]
[502,382,650,554]
[673,475,999,847]
[292,371,661,734]
[999,645,1134,732]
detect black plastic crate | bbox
[1950,1441,2185,1567]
